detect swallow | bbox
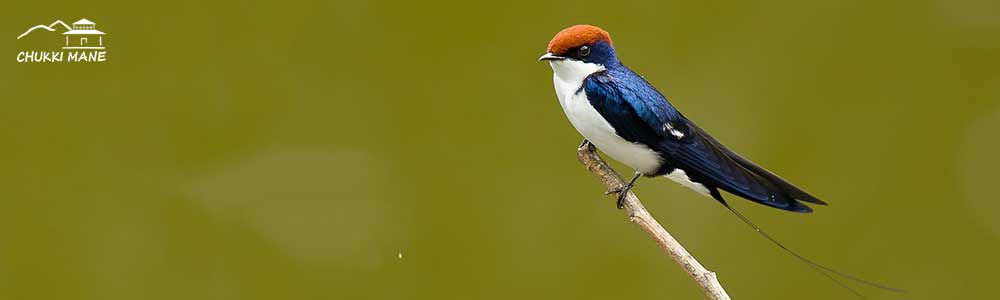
[540,24,826,212]
[539,25,903,298]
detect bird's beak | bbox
[538,52,565,61]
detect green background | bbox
[3,0,999,299]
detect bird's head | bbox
[540,25,618,80]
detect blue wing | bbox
[582,70,686,146]
[582,70,824,213]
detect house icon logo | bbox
[15,18,108,63]
[62,19,105,49]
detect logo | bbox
[16,18,107,63]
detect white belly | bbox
[552,72,662,175]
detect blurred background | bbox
[2,0,999,299]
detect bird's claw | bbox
[605,173,642,210]
[606,184,632,209]
[604,186,623,195]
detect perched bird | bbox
[539,25,902,298]
[539,24,825,212]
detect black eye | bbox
[577,45,591,57]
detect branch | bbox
[576,142,732,300]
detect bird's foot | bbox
[607,172,643,209]
[578,139,591,149]
[615,186,631,209]
[605,182,634,209]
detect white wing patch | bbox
[664,122,685,139]
[664,168,711,196]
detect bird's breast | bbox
[552,74,662,175]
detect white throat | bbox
[548,59,606,112]
[548,59,605,89]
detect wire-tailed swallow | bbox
[539,25,903,298]
[540,24,826,212]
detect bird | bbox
[539,24,825,212]
[539,24,902,298]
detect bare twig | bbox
[576,142,732,300]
